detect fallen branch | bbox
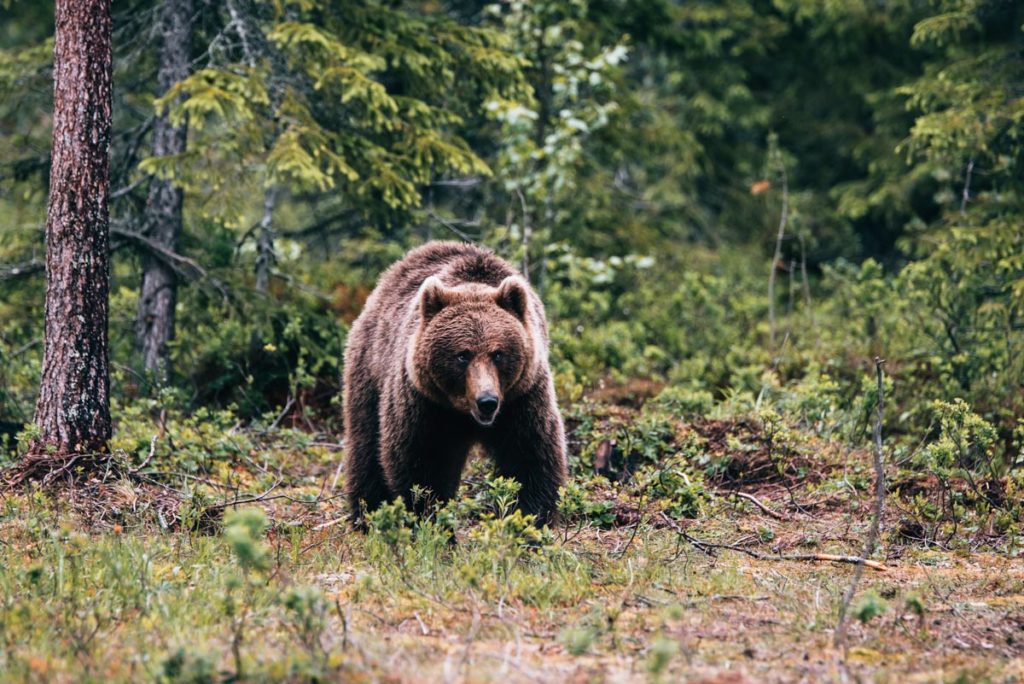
[129,434,158,475]
[268,396,296,431]
[313,516,347,531]
[728,490,790,521]
[661,515,887,572]
[4,450,117,489]
[797,553,886,572]
[689,535,886,572]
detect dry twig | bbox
[4,451,117,490]
[729,490,790,521]
[662,515,887,572]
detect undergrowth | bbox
[0,380,1020,681]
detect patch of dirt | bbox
[585,377,665,408]
[687,417,832,492]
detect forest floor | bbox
[0,389,1022,683]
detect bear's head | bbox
[406,275,538,426]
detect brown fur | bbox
[342,241,568,526]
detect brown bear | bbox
[343,241,567,527]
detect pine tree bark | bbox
[32,0,113,455]
[136,0,192,381]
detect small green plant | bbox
[224,507,271,573]
[282,585,328,668]
[365,498,419,581]
[898,399,1024,543]
[158,647,217,684]
[366,499,415,549]
[560,625,597,656]
[919,399,1002,484]
[653,386,715,417]
[853,590,888,624]
[646,635,679,677]
[459,509,550,601]
[904,592,926,628]
[757,407,798,476]
[221,507,271,679]
[476,475,522,518]
[14,422,40,456]
[639,457,706,519]
[557,481,616,529]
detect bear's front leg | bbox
[483,381,568,526]
[379,380,474,518]
[344,375,393,528]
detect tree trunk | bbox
[254,186,276,294]
[225,0,279,296]
[136,0,192,382]
[32,0,113,455]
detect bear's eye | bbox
[491,351,504,363]
[455,351,471,367]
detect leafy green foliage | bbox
[853,590,888,625]
[223,507,271,572]
[154,0,521,227]
[2,0,1021,451]
[558,481,616,527]
[646,635,679,677]
[0,16,1022,682]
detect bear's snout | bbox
[466,358,501,426]
[475,393,499,422]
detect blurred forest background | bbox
[1,1,1023,680]
[1,0,1022,511]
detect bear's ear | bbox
[419,276,451,321]
[495,275,528,321]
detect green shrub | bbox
[223,507,271,573]
[558,481,617,528]
[652,385,715,417]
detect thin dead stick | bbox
[662,515,887,572]
[728,490,790,521]
[616,484,649,558]
[130,435,159,474]
[313,515,348,531]
[330,458,345,493]
[268,396,295,431]
[428,211,481,242]
[834,357,887,650]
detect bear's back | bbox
[379,241,515,304]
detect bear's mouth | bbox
[471,409,498,427]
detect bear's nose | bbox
[476,394,499,418]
